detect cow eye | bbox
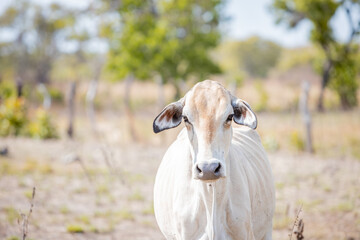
[226,114,234,122]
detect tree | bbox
[107,0,223,140]
[158,0,222,98]
[0,0,79,105]
[107,0,223,97]
[217,37,282,79]
[271,0,360,110]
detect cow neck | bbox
[197,178,227,240]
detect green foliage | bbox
[217,37,282,78]
[271,0,360,109]
[0,82,58,139]
[330,55,359,109]
[276,46,318,72]
[107,0,223,87]
[272,0,338,45]
[0,80,16,99]
[0,0,107,86]
[0,98,28,136]
[0,1,78,84]
[27,108,58,139]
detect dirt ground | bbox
[0,130,359,240]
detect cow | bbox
[153,80,275,240]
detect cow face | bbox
[153,80,257,181]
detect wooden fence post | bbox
[67,81,76,138]
[299,81,313,153]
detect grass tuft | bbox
[66,224,85,233]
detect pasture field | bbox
[0,80,359,240]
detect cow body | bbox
[153,80,275,240]
[154,127,275,240]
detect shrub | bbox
[27,108,58,139]
[0,82,58,139]
[0,80,16,100]
[0,98,28,136]
[290,131,305,151]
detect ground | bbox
[0,126,359,240]
[0,80,359,240]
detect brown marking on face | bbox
[186,81,231,144]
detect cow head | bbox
[153,80,257,182]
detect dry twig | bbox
[289,205,303,240]
[18,187,36,240]
[294,219,304,240]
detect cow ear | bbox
[231,99,257,129]
[153,100,184,133]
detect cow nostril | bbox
[214,164,221,174]
[196,165,202,173]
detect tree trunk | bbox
[317,60,333,112]
[37,83,51,109]
[124,75,139,142]
[67,82,76,138]
[16,77,23,98]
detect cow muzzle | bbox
[194,159,225,181]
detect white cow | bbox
[153,80,275,240]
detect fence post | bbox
[299,81,313,153]
[67,81,76,138]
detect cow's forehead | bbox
[185,80,232,119]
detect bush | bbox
[27,108,58,139]
[0,80,16,100]
[0,98,28,136]
[0,82,58,139]
[330,58,358,109]
[290,130,305,151]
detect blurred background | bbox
[0,0,359,239]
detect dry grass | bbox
[0,80,359,239]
